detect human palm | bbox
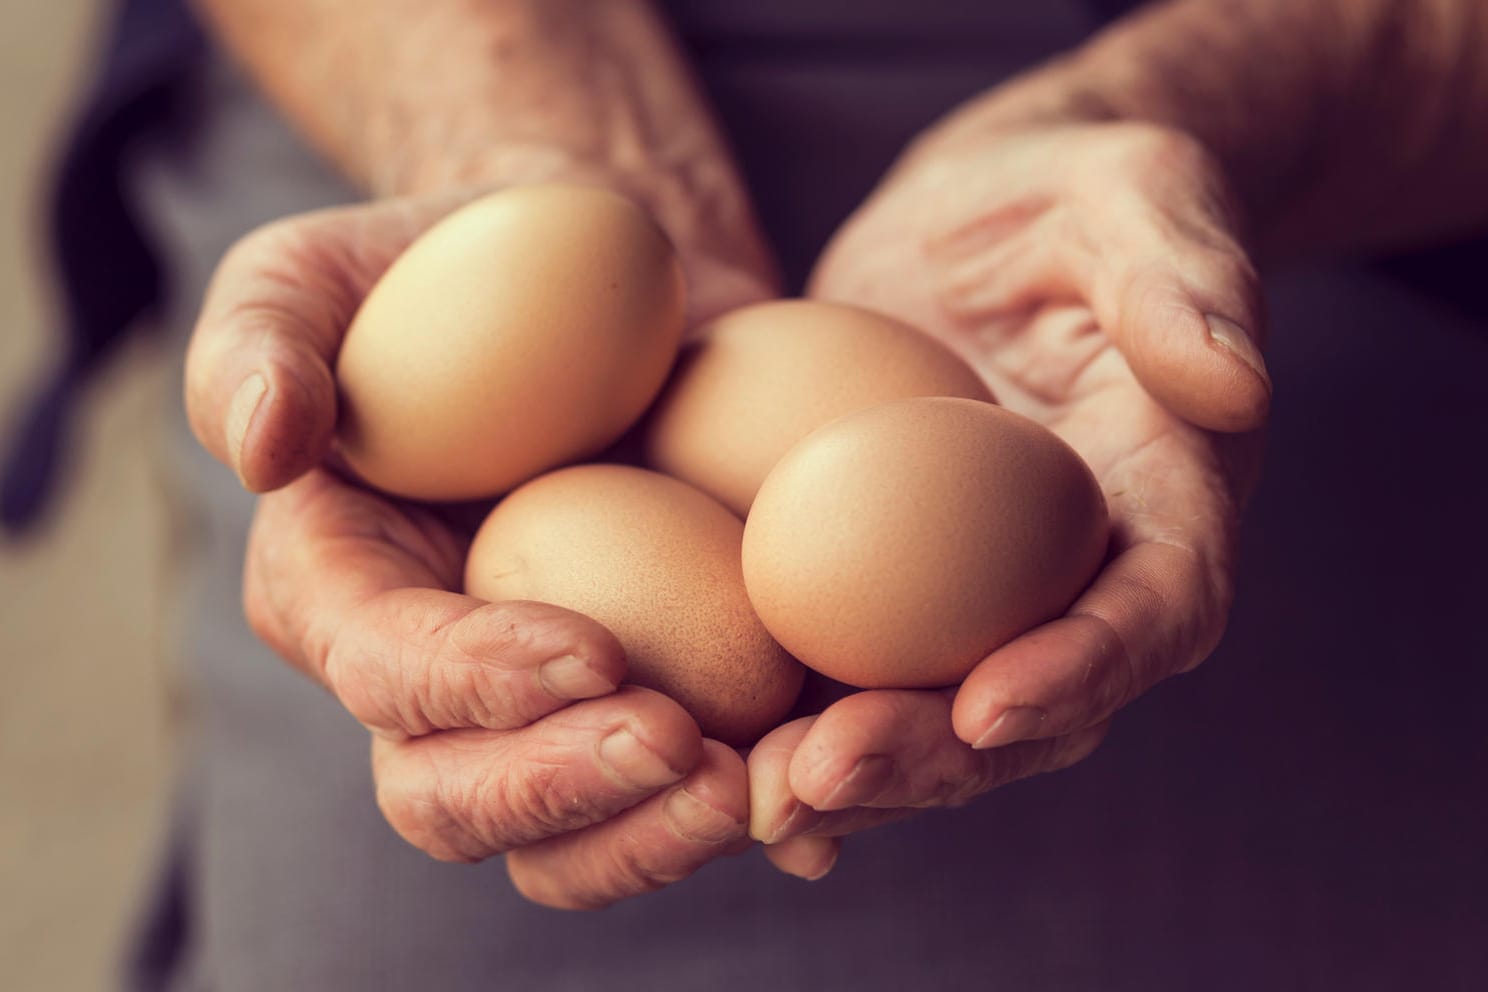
[750,120,1268,875]
[186,184,778,908]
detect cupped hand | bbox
[186,187,776,908]
[751,115,1268,878]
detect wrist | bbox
[373,124,777,307]
[388,143,778,317]
[913,11,1324,251]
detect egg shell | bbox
[335,184,685,501]
[741,396,1108,689]
[640,299,994,516]
[465,464,804,746]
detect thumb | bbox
[1083,131,1271,433]
[925,124,1272,433]
[1094,247,1271,433]
[185,197,449,491]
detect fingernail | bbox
[803,842,840,881]
[817,754,895,812]
[598,728,684,790]
[664,786,746,845]
[1205,315,1271,392]
[758,799,823,845]
[226,372,268,482]
[973,706,1047,749]
[538,654,614,700]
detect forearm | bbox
[191,0,751,226]
[960,0,1488,256]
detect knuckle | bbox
[924,747,996,808]
[223,216,330,287]
[505,854,611,912]
[1108,121,1215,178]
[212,216,354,348]
[488,752,593,842]
[990,741,1056,791]
[432,609,530,727]
[1077,607,1145,716]
[935,770,987,809]
[425,749,574,860]
[602,833,687,897]
[375,762,486,864]
[1188,247,1262,308]
[509,814,702,912]
[231,216,298,260]
[323,631,408,734]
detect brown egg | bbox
[741,397,1108,689]
[641,299,993,516]
[465,464,804,746]
[336,184,685,501]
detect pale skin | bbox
[186,0,1488,903]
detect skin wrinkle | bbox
[381,742,484,862]
[1072,602,1157,714]
[225,234,354,351]
[337,597,421,735]
[416,743,489,856]
[940,226,1056,316]
[418,603,556,730]
[606,827,679,895]
[418,737,513,855]
[930,193,1058,255]
[517,813,688,911]
[1083,542,1224,696]
[802,98,1248,799]
[606,826,665,888]
[325,624,394,733]
[1010,310,1108,407]
[505,748,596,842]
[189,2,764,907]
[662,787,739,845]
[1074,1,1327,221]
[195,0,1488,907]
[391,505,470,588]
[1069,0,1488,254]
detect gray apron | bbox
[125,4,1488,989]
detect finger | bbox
[774,804,919,840]
[185,198,445,490]
[748,716,824,843]
[763,749,1088,844]
[1096,249,1269,434]
[952,539,1229,749]
[1084,131,1269,433]
[373,686,703,863]
[246,470,626,737]
[932,127,1269,433]
[763,835,841,881]
[504,740,749,910]
[787,690,1108,815]
[936,212,1063,318]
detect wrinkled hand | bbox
[752,117,1269,879]
[186,189,774,908]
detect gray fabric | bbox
[126,5,1488,990]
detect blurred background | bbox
[0,2,177,989]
